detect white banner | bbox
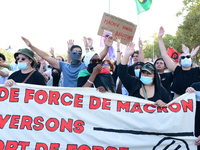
[0,83,197,150]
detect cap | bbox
[141,63,154,74]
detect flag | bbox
[135,0,152,15]
[167,47,181,62]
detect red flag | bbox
[167,47,181,62]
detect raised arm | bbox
[116,37,122,65]
[100,36,114,59]
[49,47,55,58]
[138,38,144,62]
[21,37,60,70]
[67,39,74,63]
[121,42,135,65]
[158,27,177,72]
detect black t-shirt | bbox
[171,66,200,95]
[160,72,173,95]
[8,70,46,85]
[191,82,200,138]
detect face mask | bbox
[87,62,100,73]
[69,51,82,61]
[17,62,28,70]
[134,69,140,77]
[140,76,153,85]
[69,51,82,67]
[181,58,192,67]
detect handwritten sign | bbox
[97,12,137,45]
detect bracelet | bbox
[90,47,94,50]
[117,49,120,52]
[87,80,93,84]
[85,47,89,50]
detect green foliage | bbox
[143,33,179,59]
[0,49,15,63]
[143,0,200,64]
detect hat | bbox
[14,48,34,59]
[14,48,36,67]
[141,63,154,74]
[83,51,100,67]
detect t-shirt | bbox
[171,66,200,95]
[8,70,46,85]
[160,72,173,95]
[59,61,86,87]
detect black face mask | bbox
[87,62,101,73]
[52,72,60,79]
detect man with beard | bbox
[77,51,116,93]
[21,36,114,87]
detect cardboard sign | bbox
[98,12,137,45]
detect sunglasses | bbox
[90,59,102,63]
[181,55,191,59]
[72,50,82,54]
[102,64,110,67]
[16,56,27,61]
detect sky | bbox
[0,0,184,55]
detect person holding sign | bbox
[118,42,171,107]
[77,36,116,93]
[4,48,46,86]
[77,51,116,93]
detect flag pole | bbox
[108,0,110,13]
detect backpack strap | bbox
[141,84,148,100]
[22,70,35,83]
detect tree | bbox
[143,33,179,59]
[176,0,200,64]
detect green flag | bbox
[135,0,152,15]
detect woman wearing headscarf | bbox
[77,51,116,93]
[118,42,171,107]
[4,48,46,86]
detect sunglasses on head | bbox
[72,50,82,54]
[90,59,102,63]
[16,56,27,61]
[181,55,191,59]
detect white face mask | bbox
[17,62,28,70]
[181,58,192,67]
[134,69,140,77]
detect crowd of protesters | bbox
[1,26,200,148]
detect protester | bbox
[77,51,116,93]
[102,59,115,74]
[21,36,113,87]
[129,38,144,65]
[0,53,9,84]
[154,58,173,99]
[186,85,200,150]
[4,48,46,86]
[158,26,200,98]
[118,42,171,107]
